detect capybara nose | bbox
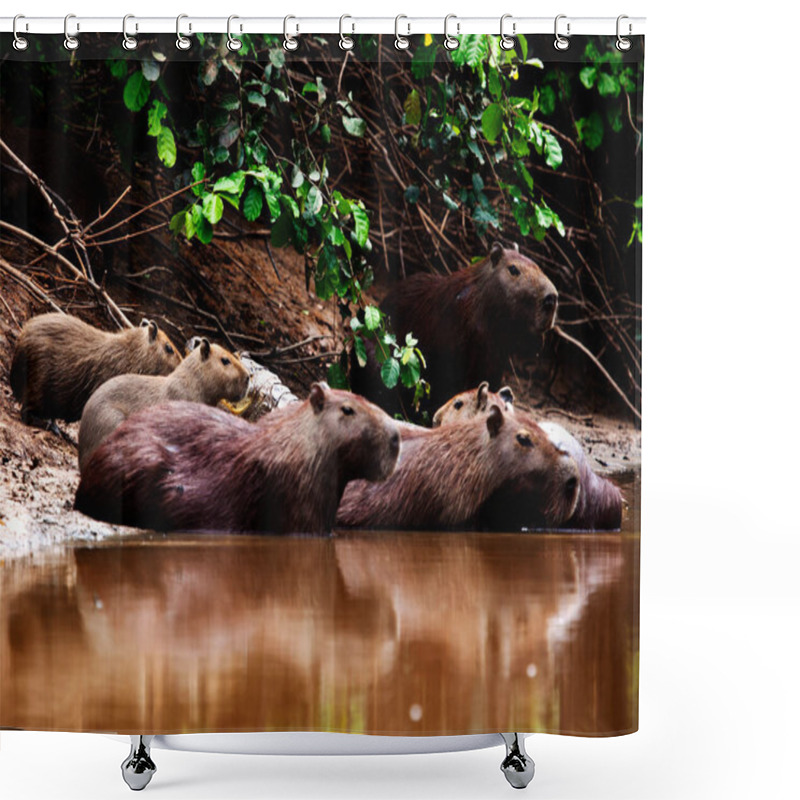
[543,293,557,311]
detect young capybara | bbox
[336,403,579,531]
[356,242,557,412]
[78,338,250,473]
[432,384,624,530]
[74,384,401,534]
[9,314,182,423]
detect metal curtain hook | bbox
[339,15,355,50]
[176,14,191,50]
[283,15,299,51]
[227,15,242,51]
[64,13,79,51]
[122,15,138,51]
[616,14,632,51]
[499,14,515,51]
[443,14,459,51]
[394,15,410,50]
[554,14,571,50]
[13,14,29,51]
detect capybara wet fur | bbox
[78,338,250,472]
[337,403,579,531]
[10,314,182,423]
[356,242,557,411]
[75,384,401,534]
[433,384,623,530]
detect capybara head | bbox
[432,382,515,427]
[484,242,558,335]
[486,405,581,527]
[308,383,401,483]
[138,318,182,372]
[181,337,250,405]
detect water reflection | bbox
[0,480,639,737]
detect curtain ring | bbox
[12,15,29,51]
[64,13,79,51]
[499,14,515,51]
[554,14,570,50]
[443,14,459,51]
[122,15,138,51]
[339,15,355,51]
[283,16,299,51]
[616,14,632,51]
[227,15,242,51]
[176,14,191,50]
[394,15,410,50]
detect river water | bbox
[0,473,639,737]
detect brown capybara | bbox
[432,384,624,530]
[78,338,250,473]
[432,381,514,427]
[74,384,401,534]
[9,314,182,423]
[337,403,579,531]
[355,242,557,412]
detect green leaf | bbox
[400,352,421,387]
[542,130,563,169]
[404,90,422,126]
[450,34,489,70]
[442,192,459,211]
[269,48,285,69]
[320,124,331,144]
[539,85,556,115]
[213,171,246,196]
[351,205,369,248]
[380,357,401,389]
[327,362,349,390]
[488,68,502,99]
[123,71,150,112]
[597,73,621,97]
[481,103,503,143]
[169,210,186,235]
[243,187,263,221]
[191,205,213,243]
[191,162,206,196]
[202,193,224,225]
[404,185,420,204]
[271,209,293,248]
[247,91,267,107]
[305,185,324,217]
[354,336,368,367]
[411,41,438,79]
[364,306,381,331]
[264,191,281,220]
[219,94,240,110]
[107,60,127,80]
[156,127,177,168]
[579,66,597,89]
[147,100,167,136]
[576,111,604,151]
[342,116,366,137]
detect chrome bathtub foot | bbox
[500,733,535,789]
[121,735,156,791]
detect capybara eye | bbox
[543,293,557,310]
[221,357,231,366]
[508,264,521,277]
[516,432,533,448]
[454,400,463,410]
[342,405,355,416]
[165,344,174,355]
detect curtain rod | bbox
[0,16,646,36]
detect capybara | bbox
[9,314,182,423]
[78,338,250,472]
[432,381,514,426]
[433,385,624,530]
[74,384,401,534]
[337,404,579,531]
[355,242,557,412]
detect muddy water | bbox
[0,473,639,737]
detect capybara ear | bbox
[147,320,159,342]
[490,241,504,266]
[139,318,151,328]
[498,386,515,407]
[199,338,211,360]
[476,381,490,410]
[309,382,326,414]
[486,404,504,438]
[185,336,203,354]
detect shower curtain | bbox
[0,25,642,739]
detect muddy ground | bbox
[0,238,640,559]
